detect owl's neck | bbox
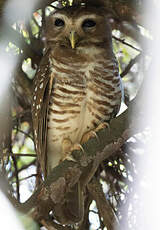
[48,42,113,65]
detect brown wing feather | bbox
[32,49,54,177]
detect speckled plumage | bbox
[32,5,122,224]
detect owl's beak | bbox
[69,31,78,49]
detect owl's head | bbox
[44,5,112,50]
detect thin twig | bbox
[13,127,33,140]
[1,152,36,158]
[90,210,98,214]
[121,53,141,78]
[79,194,92,230]
[112,35,141,52]
[12,156,20,201]
[49,4,63,10]
[8,159,36,181]
[12,174,37,183]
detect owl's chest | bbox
[47,59,121,142]
[47,65,90,140]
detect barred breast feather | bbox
[47,46,122,173]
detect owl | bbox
[32,3,122,225]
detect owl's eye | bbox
[82,19,96,28]
[55,18,65,27]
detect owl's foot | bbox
[81,130,98,144]
[62,138,72,153]
[95,122,110,132]
[81,122,110,144]
[61,138,84,162]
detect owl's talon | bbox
[91,131,99,142]
[62,138,73,153]
[61,140,84,163]
[64,143,84,162]
[71,143,84,153]
[81,122,110,144]
[95,122,110,132]
[62,154,77,162]
[81,130,99,144]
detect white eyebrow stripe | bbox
[78,14,97,20]
[52,13,69,20]
[50,13,98,26]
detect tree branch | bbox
[40,219,72,230]
[121,53,141,78]
[88,178,119,230]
